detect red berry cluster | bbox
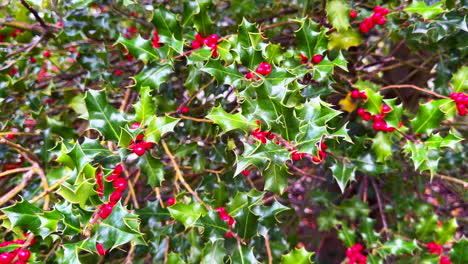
[357,104,396,132]
[0,234,34,264]
[299,53,323,64]
[215,207,235,237]
[426,242,452,264]
[151,30,162,48]
[98,164,126,219]
[129,134,154,156]
[345,243,367,264]
[96,242,106,256]
[351,89,368,100]
[191,33,219,57]
[246,62,273,80]
[359,6,389,33]
[449,92,468,116]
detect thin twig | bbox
[370,177,389,240]
[0,167,32,178]
[263,232,273,264]
[381,84,448,99]
[20,0,48,28]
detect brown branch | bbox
[29,173,69,203]
[20,0,47,28]
[0,167,32,178]
[370,177,389,240]
[263,232,273,264]
[381,84,448,99]
[0,170,35,206]
[180,115,214,123]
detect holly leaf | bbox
[95,203,143,250]
[330,162,356,192]
[326,0,350,32]
[167,202,206,228]
[363,88,384,115]
[381,238,420,255]
[294,18,328,58]
[281,247,314,264]
[403,141,440,177]
[436,218,458,244]
[338,222,356,247]
[137,154,164,188]
[263,68,296,101]
[206,105,256,133]
[235,142,290,176]
[450,236,468,264]
[359,218,381,248]
[372,132,393,163]
[405,1,446,20]
[411,99,449,135]
[231,246,259,264]
[451,66,468,92]
[234,207,259,239]
[151,7,183,54]
[328,29,363,50]
[425,132,462,149]
[84,89,127,142]
[195,211,229,242]
[131,63,173,91]
[145,115,180,143]
[263,164,289,195]
[134,86,156,125]
[1,199,41,230]
[115,34,160,63]
[192,0,214,37]
[201,240,225,263]
[201,59,244,86]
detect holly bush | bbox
[0,0,467,263]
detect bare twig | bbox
[20,0,48,28]
[381,84,448,99]
[370,177,389,239]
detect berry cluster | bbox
[123,26,138,39]
[0,235,34,264]
[449,92,468,116]
[357,104,396,132]
[246,62,272,80]
[359,6,389,34]
[98,164,127,219]
[351,89,368,100]
[299,53,323,64]
[129,134,154,156]
[96,242,106,256]
[426,242,452,264]
[191,33,219,57]
[345,243,367,264]
[215,207,235,237]
[151,30,162,48]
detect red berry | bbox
[109,190,123,202]
[167,197,176,206]
[380,8,389,15]
[351,90,360,98]
[381,105,392,113]
[131,122,140,129]
[457,104,467,116]
[43,50,51,57]
[114,70,123,75]
[386,127,396,132]
[372,13,383,24]
[219,213,230,221]
[208,34,218,44]
[107,173,118,182]
[5,134,15,139]
[141,141,154,149]
[312,156,321,162]
[318,150,327,159]
[136,134,144,141]
[96,242,106,256]
[373,122,383,131]
[113,164,123,175]
[245,71,253,79]
[359,91,368,99]
[374,6,383,13]
[362,112,372,121]
[215,207,226,214]
[17,249,30,261]
[0,252,14,263]
[373,114,384,122]
[113,178,128,191]
[13,261,27,264]
[363,18,375,29]
[241,170,249,176]
[312,55,323,64]
[321,142,328,149]
[133,145,146,156]
[191,40,202,50]
[181,107,189,114]
[256,62,272,76]
[377,17,387,25]
[30,57,36,63]
[291,152,301,161]
[195,34,203,41]
[299,53,308,61]
[353,243,364,252]
[349,11,357,18]
[99,203,114,219]
[228,217,235,226]
[357,108,366,116]
[439,256,451,264]
[225,231,233,238]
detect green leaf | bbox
[231,245,259,264]
[57,178,95,208]
[372,132,393,163]
[263,164,289,195]
[206,105,255,133]
[330,162,356,192]
[1,199,41,230]
[294,18,328,58]
[195,211,229,242]
[131,63,173,91]
[115,34,160,63]
[451,66,468,92]
[201,59,244,86]
[281,247,314,264]
[167,202,205,228]
[363,88,384,115]
[425,132,462,149]
[200,241,224,263]
[359,218,381,248]
[151,7,183,53]
[145,115,180,143]
[96,203,143,250]
[436,218,458,244]
[403,141,440,177]
[192,0,214,36]
[405,1,446,20]
[167,252,186,264]
[326,0,350,32]
[328,29,363,50]
[234,207,259,239]
[450,236,468,264]
[263,68,296,101]
[134,86,156,125]
[137,154,164,187]
[84,89,127,142]
[381,238,420,255]
[235,142,290,176]
[337,222,356,247]
[411,99,449,135]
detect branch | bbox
[20,0,47,28]
[370,177,389,240]
[381,85,448,99]
[0,169,35,206]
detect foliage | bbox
[0,0,466,263]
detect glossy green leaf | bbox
[328,29,363,50]
[145,115,180,143]
[280,247,314,264]
[450,236,468,264]
[206,105,255,133]
[131,63,173,91]
[451,66,468,92]
[167,202,205,228]
[411,99,449,135]
[381,238,420,255]
[201,59,244,86]
[405,1,446,20]
[263,164,289,195]
[372,132,393,163]
[326,0,350,32]
[134,86,156,125]
[294,18,328,57]
[137,154,164,187]
[330,162,356,192]
[1,199,41,230]
[201,240,225,263]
